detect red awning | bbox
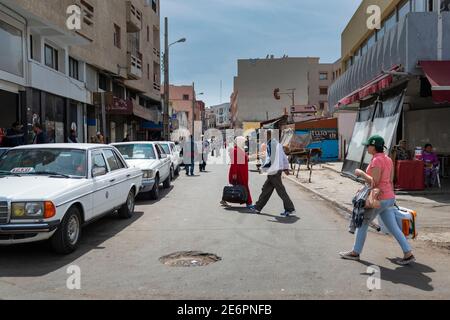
[419,61,450,104]
[336,66,400,108]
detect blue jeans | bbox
[353,198,412,255]
[185,164,194,175]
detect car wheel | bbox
[175,165,180,176]
[118,189,135,219]
[149,176,160,200]
[163,172,171,189]
[51,206,82,254]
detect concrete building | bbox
[232,56,339,128]
[166,85,204,133]
[210,103,231,130]
[0,0,161,144]
[329,0,450,176]
[204,108,216,129]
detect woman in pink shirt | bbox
[340,135,415,265]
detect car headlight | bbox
[11,201,56,219]
[142,170,155,179]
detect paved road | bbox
[1,164,450,299]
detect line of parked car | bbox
[0,141,183,254]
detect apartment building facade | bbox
[210,103,231,130]
[232,56,339,129]
[166,85,204,133]
[0,0,161,144]
[329,0,450,176]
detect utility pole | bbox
[163,17,170,141]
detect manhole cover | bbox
[159,251,221,267]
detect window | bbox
[319,72,328,80]
[103,149,120,171]
[30,35,34,60]
[69,57,79,80]
[45,44,58,70]
[413,0,427,11]
[147,25,150,42]
[442,0,450,12]
[183,94,190,101]
[0,20,23,76]
[319,87,328,95]
[114,24,121,48]
[99,74,110,91]
[115,144,156,160]
[113,151,126,169]
[113,83,125,99]
[92,151,108,175]
[152,0,157,12]
[155,144,163,159]
[147,63,150,80]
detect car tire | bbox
[170,166,175,180]
[163,173,171,189]
[51,206,82,255]
[149,176,160,200]
[118,189,135,219]
[175,165,180,176]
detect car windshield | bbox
[160,144,170,154]
[115,144,156,160]
[0,148,87,178]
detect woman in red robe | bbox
[222,136,253,207]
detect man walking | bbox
[182,135,197,176]
[249,130,296,217]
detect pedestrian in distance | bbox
[221,136,253,208]
[340,135,416,265]
[96,132,105,144]
[182,135,197,176]
[32,123,48,144]
[67,129,78,143]
[248,130,296,217]
[4,122,25,147]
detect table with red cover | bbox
[395,160,425,191]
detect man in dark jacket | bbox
[5,122,25,147]
[32,123,48,144]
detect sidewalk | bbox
[283,162,450,250]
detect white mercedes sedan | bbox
[0,144,142,254]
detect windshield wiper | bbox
[32,171,72,179]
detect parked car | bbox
[112,142,171,200]
[0,144,142,254]
[0,148,9,158]
[157,141,182,179]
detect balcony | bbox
[329,12,450,109]
[76,0,95,41]
[126,1,142,32]
[127,52,143,80]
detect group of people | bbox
[221,131,416,265]
[0,122,47,147]
[222,130,297,217]
[180,136,210,176]
[393,140,441,188]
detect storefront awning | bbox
[336,67,399,108]
[419,61,450,104]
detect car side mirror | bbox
[92,166,107,177]
[161,154,168,159]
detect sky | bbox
[161,0,362,107]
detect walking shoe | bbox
[281,210,296,217]
[397,255,416,265]
[339,251,361,261]
[247,205,260,214]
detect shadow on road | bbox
[0,211,144,278]
[358,259,435,292]
[224,207,300,225]
[136,185,175,205]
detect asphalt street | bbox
[1,163,450,299]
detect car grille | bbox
[0,201,9,224]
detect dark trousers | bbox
[255,171,295,212]
[185,164,194,175]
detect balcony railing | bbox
[127,52,143,80]
[126,1,142,32]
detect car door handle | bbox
[109,179,116,183]
[126,174,131,178]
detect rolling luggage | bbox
[222,185,248,204]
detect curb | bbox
[283,175,352,219]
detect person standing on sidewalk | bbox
[340,135,416,265]
[249,130,296,217]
